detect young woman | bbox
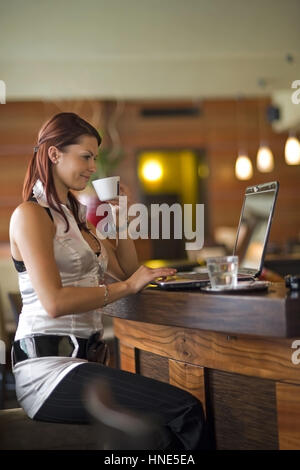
[9,112,205,450]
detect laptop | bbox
[153,181,279,290]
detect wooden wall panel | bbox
[0,98,299,248]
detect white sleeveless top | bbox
[13,180,108,418]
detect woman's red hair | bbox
[23,112,102,232]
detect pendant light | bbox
[285,134,300,165]
[235,97,253,180]
[256,86,274,173]
[257,144,274,172]
[235,153,253,180]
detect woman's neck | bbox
[53,177,69,205]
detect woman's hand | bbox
[126,265,177,294]
[105,183,133,231]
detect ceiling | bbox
[1,0,300,100]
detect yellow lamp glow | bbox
[256,145,274,172]
[141,160,163,182]
[285,136,300,165]
[235,154,253,180]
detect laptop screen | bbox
[234,182,279,276]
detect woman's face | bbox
[51,135,99,192]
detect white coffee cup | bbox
[92,176,120,201]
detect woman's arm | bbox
[99,183,140,278]
[10,203,175,318]
[113,236,140,278]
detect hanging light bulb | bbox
[285,136,300,165]
[235,154,253,180]
[234,97,253,180]
[257,145,274,172]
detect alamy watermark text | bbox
[291,80,300,104]
[96,197,204,251]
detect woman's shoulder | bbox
[10,201,54,230]
[12,200,46,218]
[10,201,56,249]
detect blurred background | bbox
[1,0,300,351]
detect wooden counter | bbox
[103,283,300,450]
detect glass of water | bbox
[206,256,238,290]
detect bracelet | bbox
[101,283,109,306]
